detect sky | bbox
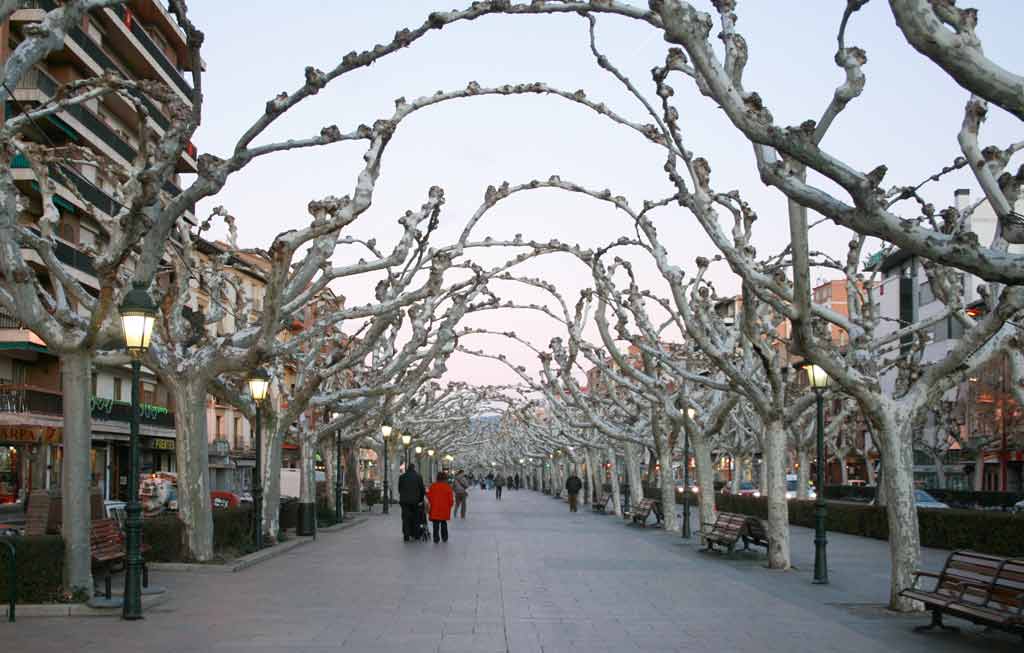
[183,1,1023,388]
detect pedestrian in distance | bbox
[565,472,583,512]
[494,473,505,500]
[506,474,514,491]
[426,471,455,543]
[453,469,469,519]
[514,472,521,490]
[398,463,426,541]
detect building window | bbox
[233,417,242,449]
[948,316,965,340]
[91,373,97,396]
[216,415,224,439]
[113,377,122,401]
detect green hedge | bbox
[213,507,254,555]
[715,494,1024,556]
[141,508,255,561]
[823,485,1024,509]
[143,515,185,562]
[0,536,65,603]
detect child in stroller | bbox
[413,501,430,542]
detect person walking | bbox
[426,471,455,543]
[453,469,469,519]
[514,472,521,490]
[506,475,514,491]
[565,471,583,512]
[494,473,505,501]
[398,463,426,541]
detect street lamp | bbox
[682,406,696,539]
[118,282,157,621]
[427,448,434,478]
[380,424,392,514]
[247,368,271,553]
[803,361,831,584]
[402,433,412,467]
[331,411,343,524]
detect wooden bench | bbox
[90,519,151,600]
[623,498,658,527]
[900,551,1024,639]
[91,519,126,599]
[591,493,611,513]
[700,512,749,554]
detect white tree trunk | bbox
[322,444,336,512]
[170,380,214,561]
[584,448,598,505]
[658,454,678,532]
[839,450,850,485]
[931,451,947,489]
[797,449,810,500]
[60,350,92,594]
[731,457,743,494]
[878,421,921,612]
[972,449,985,490]
[763,419,791,570]
[693,436,717,528]
[262,423,283,540]
[607,444,622,517]
[299,436,315,504]
[623,442,643,507]
[865,452,877,487]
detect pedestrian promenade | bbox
[5,489,1018,652]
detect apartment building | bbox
[869,190,1024,491]
[0,1,197,506]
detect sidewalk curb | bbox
[4,590,170,619]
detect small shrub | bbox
[0,535,64,603]
[213,506,254,555]
[142,514,184,562]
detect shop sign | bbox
[147,437,175,451]
[0,425,61,444]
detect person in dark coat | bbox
[398,463,426,541]
[514,473,521,490]
[565,472,583,512]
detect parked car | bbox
[785,474,816,500]
[737,481,760,498]
[914,489,949,509]
[1013,499,1024,514]
[675,483,699,495]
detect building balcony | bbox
[105,4,193,101]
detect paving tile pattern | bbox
[4,489,1019,652]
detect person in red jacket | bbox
[426,471,455,543]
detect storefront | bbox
[0,424,62,504]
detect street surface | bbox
[5,488,1018,652]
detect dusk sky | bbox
[186,1,1023,387]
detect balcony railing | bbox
[0,310,24,330]
[109,5,192,99]
[0,385,62,415]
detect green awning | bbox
[28,180,77,213]
[0,342,49,354]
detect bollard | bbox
[1,538,14,622]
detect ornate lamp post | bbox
[118,283,157,620]
[380,424,392,514]
[803,362,831,584]
[427,449,435,478]
[331,411,343,523]
[402,433,412,467]
[682,407,696,539]
[247,368,271,552]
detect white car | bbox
[915,489,949,509]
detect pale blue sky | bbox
[186,1,1023,386]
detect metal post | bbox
[1,538,14,622]
[122,358,143,619]
[813,390,829,584]
[253,404,264,552]
[382,444,389,515]
[334,429,343,523]
[681,428,691,539]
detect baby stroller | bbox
[414,501,430,542]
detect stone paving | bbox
[4,488,1020,652]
